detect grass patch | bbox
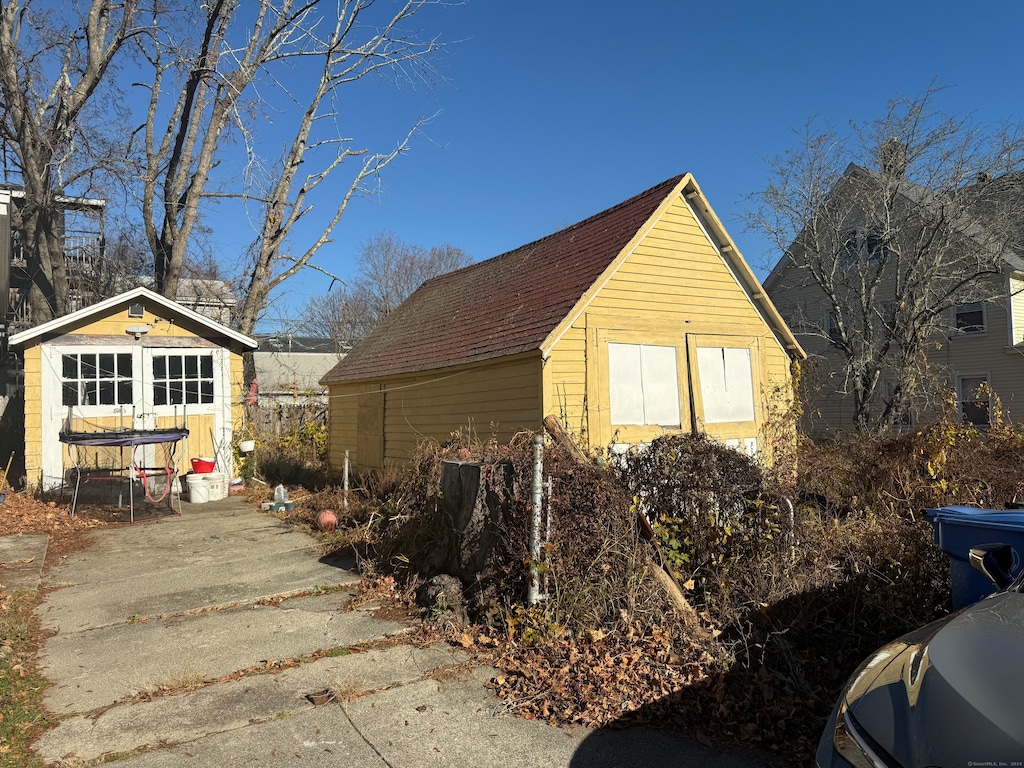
[0,592,48,768]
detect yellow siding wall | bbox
[328,354,544,470]
[62,305,217,340]
[545,194,794,452]
[23,346,42,483]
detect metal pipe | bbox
[343,450,350,509]
[528,434,544,606]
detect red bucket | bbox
[191,457,216,474]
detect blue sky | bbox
[255,0,1024,329]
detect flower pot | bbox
[239,439,255,453]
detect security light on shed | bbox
[126,325,149,340]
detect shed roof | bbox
[9,286,257,349]
[323,174,801,384]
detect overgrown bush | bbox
[293,420,1024,762]
[618,434,786,590]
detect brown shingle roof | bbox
[322,175,684,383]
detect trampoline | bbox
[59,419,189,523]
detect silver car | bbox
[817,543,1024,767]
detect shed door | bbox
[41,345,233,490]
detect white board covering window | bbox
[696,347,755,424]
[608,343,680,427]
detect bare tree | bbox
[0,0,139,321]
[135,0,322,302]
[753,86,1024,432]
[131,0,445,334]
[232,1,443,335]
[295,232,471,341]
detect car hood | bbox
[845,591,1024,767]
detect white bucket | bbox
[185,474,210,504]
[205,472,227,501]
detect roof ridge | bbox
[417,175,685,292]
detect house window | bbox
[826,310,842,344]
[959,375,990,427]
[61,353,133,407]
[953,303,986,335]
[884,380,912,428]
[152,353,215,406]
[608,343,680,427]
[838,228,887,267]
[695,347,756,423]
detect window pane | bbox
[153,356,166,379]
[608,343,644,425]
[99,354,115,377]
[963,401,990,426]
[117,381,133,404]
[697,347,756,424]
[200,356,213,379]
[83,381,98,405]
[169,382,183,405]
[185,356,198,379]
[185,380,199,403]
[63,354,77,379]
[169,356,182,379]
[956,304,985,333]
[117,353,132,378]
[99,381,114,404]
[640,346,680,427]
[200,381,214,403]
[81,354,97,379]
[153,382,167,406]
[62,382,78,406]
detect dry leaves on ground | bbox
[485,627,713,729]
[0,493,104,560]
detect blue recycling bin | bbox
[923,506,1024,609]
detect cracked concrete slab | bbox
[36,643,469,765]
[0,534,48,594]
[41,595,411,714]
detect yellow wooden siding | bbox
[61,305,218,340]
[328,354,544,470]
[544,327,589,442]
[229,349,245,435]
[326,381,372,469]
[23,346,43,485]
[545,194,794,453]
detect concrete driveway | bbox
[32,497,778,767]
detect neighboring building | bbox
[253,335,345,405]
[0,186,106,332]
[764,164,1024,437]
[132,277,237,326]
[321,174,805,471]
[10,286,256,490]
